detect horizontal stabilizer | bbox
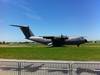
[10,25,28,27]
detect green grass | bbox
[0,43,100,61]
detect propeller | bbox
[60,34,68,39]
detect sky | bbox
[0,0,100,42]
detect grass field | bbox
[0,43,100,61]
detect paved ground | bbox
[0,60,100,75]
[0,62,68,75]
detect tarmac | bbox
[0,59,100,75]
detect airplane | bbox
[0,64,44,72]
[11,25,87,47]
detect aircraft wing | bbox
[43,35,68,39]
[43,36,55,39]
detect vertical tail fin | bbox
[11,25,34,39]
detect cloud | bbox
[19,4,41,20]
[24,13,41,20]
[12,0,32,12]
[11,0,42,20]
[18,4,33,13]
[0,0,11,4]
[1,0,9,2]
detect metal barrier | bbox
[0,59,100,75]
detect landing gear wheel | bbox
[77,44,80,47]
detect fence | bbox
[0,59,100,75]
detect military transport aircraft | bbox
[11,25,87,47]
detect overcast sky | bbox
[0,0,100,41]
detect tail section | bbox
[11,25,34,39]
